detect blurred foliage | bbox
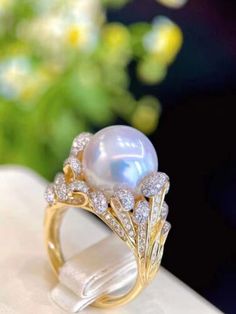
[0,0,184,179]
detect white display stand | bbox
[0,166,222,314]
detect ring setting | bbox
[44,125,171,308]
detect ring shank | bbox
[44,203,145,308]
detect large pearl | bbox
[82,125,158,195]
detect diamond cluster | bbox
[114,187,135,211]
[103,212,126,240]
[138,223,147,256]
[139,172,169,197]
[44,184,55,205]
[110,197,136,242]
[68,180,89,194]
[70,132,92,156]
[161,221,171,236]
[45,133,92,205]
[90,191,108,213]
[54,173,68,201]
[151,193,164,226]
[64,157,82,175]
[133,200,150,225]
[160,202,169,220]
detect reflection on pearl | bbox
[82,125,158,195]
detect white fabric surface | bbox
[52,235,138,312]
[0,166,222,313]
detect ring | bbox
[44,125,171,309]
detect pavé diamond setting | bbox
[133,199,150,224]
[114,187,135,211]
[44,125,171,309]
[90,190,108,213]
[70,132,92,156]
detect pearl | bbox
[82,125,158,195]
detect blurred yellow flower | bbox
[156,0,187,9]
[131,96,161,134]
[137,56,167,84]
[66,23,99,51]
[18,0,103,56]
[144,17,183,64]
[0,0,12,14]
[102,23,131,64]
[67,25,82,46]
[103,23,130,49]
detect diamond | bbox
[110,196,136,241]
[118,228,125,238]
[114,187,135,211]
[138,223,147,256]
[55,184,68,201]
[139,172,169,198]
[64,157,82,175]
[160,202,169,220]
[151,202,160,226]
[126,224,131,231]
[68,180,89,194]
[54,173,65,185]
[124,218,128,225]
[44,184,55,205]
[70,132,92,156]
[129,230,134,237]
[161,221,171,235]
[133,200,150,224]
[101,210,126,240]
[154,193,162,205]
[105,213,111,220]
[90,191,107,213]
[54,173,68,201]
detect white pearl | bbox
[82,125,158,195]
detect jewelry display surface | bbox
[0,166,222,314]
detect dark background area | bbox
[110,1,236,313]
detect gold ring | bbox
[44,125,171,309]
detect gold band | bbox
[44,182,170,308]
[44,202,143,308]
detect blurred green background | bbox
[0,0,184,179]
[1,1,236,313]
